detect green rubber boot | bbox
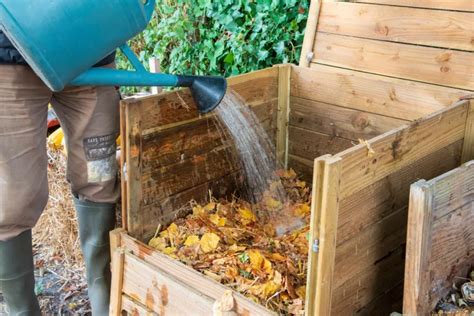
[0,229,41,316]
[74,198,115,316]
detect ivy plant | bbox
[117,0,309,94]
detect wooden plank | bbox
[125,100,144,240]
[331,245,405,315]
[288,126,355,160]
[276,64,291,167]
[461,100,474,162]
[122,295,159,315]
[311,32,474,90]
[119,101,128,230]
[120,233,273,315]
[110,249,125,316]
[305,156,329,316]
[404,162,474,315]
[139,171,242,241]
[428,203,474,309]
[336,140,462,245]
[351,0,474,12]
[122,253,215,315]
[299,0,322,67]
[290,96,409,140]
[318,1,474,51]
[291,64,467,121]
[337,101,469,200]
[309,157,342,316]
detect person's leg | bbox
[0,64,52,315]
[51,79,120,315]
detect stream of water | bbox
[215,90,287,203]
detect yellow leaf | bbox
[47,128,64,150]
[184,235,200,246]
[200,233,220,253]
[203,202,217,212]
[294,203,310,217]
[210,214,226,227]
[192,205,205,216]
[249,280,281,298]
[238,207,256,225]
[228,244,246,252]
[295,180,306,188]
[148,237,167,251]
[263,196,282,210]
[167,223,178,235]
[296,285,306,299]
[162,246,176,255]
[247,250,272,274]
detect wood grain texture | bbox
[292,64,467,121]
[299,0,322,67]
[287,154,314,183]
[110,249,125,316]
[461,100,474,163]
[312,32,474,90]
[311,157,342,316]
[120,233,273,315]
[337,101,469,200]
[122,253,215,315]
[318,1,474,51]
[290,96,409,140]
[351,0,474,12]
[288,126,355,161]
[122,295,158,315]
[336,140,462,245]
[404,161,474,315]
[276,64,291,167]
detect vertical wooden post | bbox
[403,181,434,316]
[119,101,128,230]
[306,155,341,316]
[109,229,125,316]
[149,57,162,95]
[461,100,474,163]
[298,0,322,68]
[276,64,291,168]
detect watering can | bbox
[0,0,226,113]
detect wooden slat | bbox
[337,101,469,199]
[336,140,462,245]
[125,100,144,240]
[299,0,322,67]
[276,64,291,167]
[312,32,474,90]
[110,249,125,316]
[461,100,474,162]
[291,64,467,121]
[122,295,158,315]
[119,101,128,230]
[120,233,273,315]
[351,0,474,12]
[290,96,409,140]
[122,253,215,315]
[288,126,355,160]
[318,1,474,51]
[308,156,342,316]
[404,162,474,315]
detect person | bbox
[0,30,120,315]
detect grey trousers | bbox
[0,64,120,241]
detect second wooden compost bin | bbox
[110,0,474,315]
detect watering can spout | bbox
[177,75,227,113]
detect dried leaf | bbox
[294,203,310,217]
[148,237,167,251]
[200,233,220,253]
[184,235,200,246]
[238,207,256,225]
[162,246,177,255]
[210,214,227,227]
[263,196,282,209]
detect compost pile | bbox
[148,169,311,314]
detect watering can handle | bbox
[70,43,227,113]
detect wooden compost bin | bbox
[403,161,473,315]
[110,1,474,315]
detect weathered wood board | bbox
[403,161,474,315]
[114,1,474,315]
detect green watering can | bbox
[0,0,226,113]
